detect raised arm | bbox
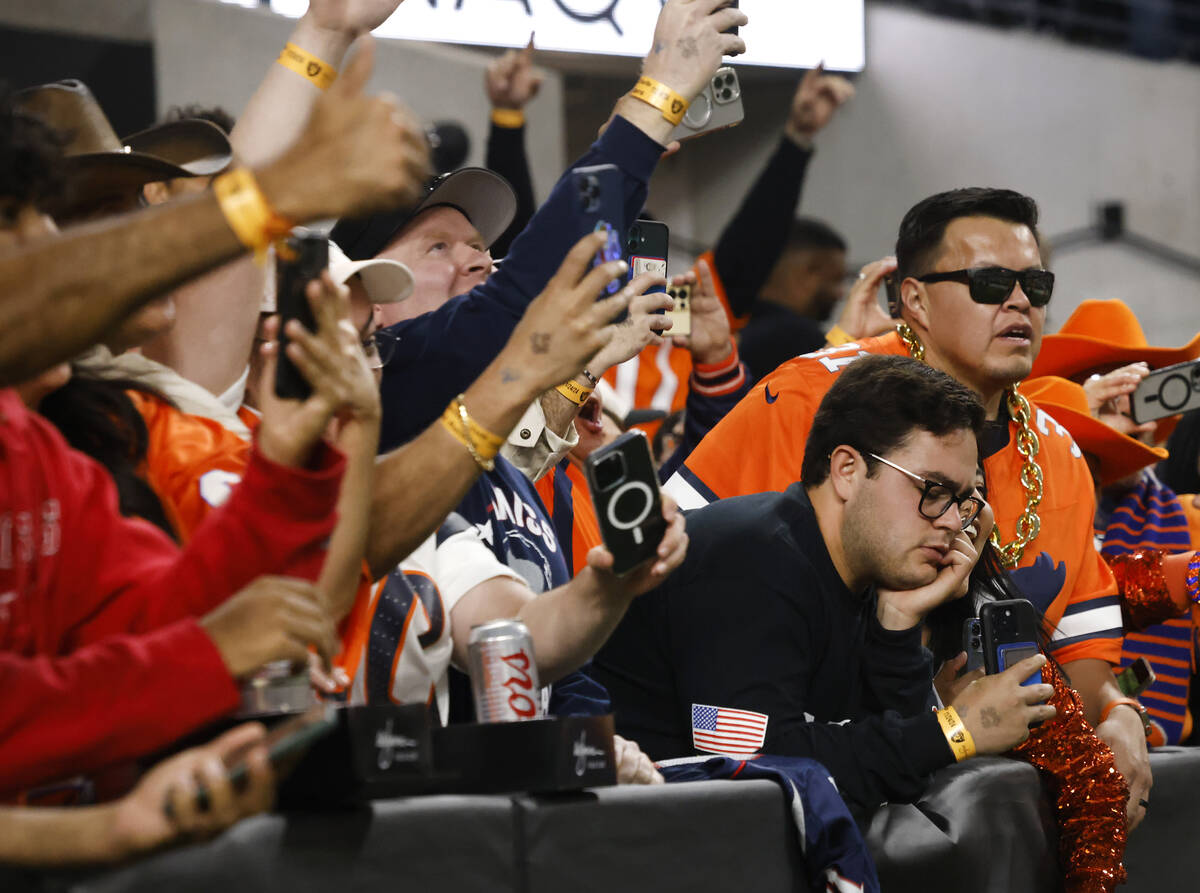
[710,65,854,317]
[0,38,428,385]
[485,36,543,258]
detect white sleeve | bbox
[429,519,524,612]
[501,399,580,483]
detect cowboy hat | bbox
[1032,299,1200,380]
[14,80,232,217]
[1022,375,1167,487]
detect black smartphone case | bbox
[274,232,327,401]
[627,219,668,295]
[584,431,667,576]
[979,598,1043,685]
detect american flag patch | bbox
[691,703,769,756]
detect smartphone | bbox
[668,67,744,144]
[665,283,692,338]
[274,231,328,401]
[1117,657,1156,698]
[1130,358,1200,424]
[627,219,668,295]
[164,704,339,819]
[584,430,667,576]
[962,617,985,673]
[885,274,902,318]
[571,164,626,300]
[979,598,1043,686]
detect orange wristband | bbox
[277,42,337,90]
[490,108,525,129]
[825,324,856,347]
[212,168,293,264]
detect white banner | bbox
[266,0,865,71]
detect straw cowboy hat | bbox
[15,79,232,217]
[1022,375,1167,487]
[1032,299,1200,381]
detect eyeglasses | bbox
[867,453,985,531]
[916,267,1054,308]
[362,329,401,371]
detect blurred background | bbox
[0,0,1196,343]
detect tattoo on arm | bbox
[501,368,521,383]
[531,333,551,354]
[677,36,699,59]
[980,706,1001,729]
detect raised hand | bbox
[1083,362,1156,438]
[642,0,748,102]
[832,256,898,342]
[305,0,407,35]
[785,63,856,147]
[493,230,633,395]
[670,257,733,366]
[951,654,1057,754]
[486,35,544,111]
[200,576,339,678]
[256,269,379,467]
[263,37,431,221]
[588,272,674,375]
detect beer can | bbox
[468,619,543,722]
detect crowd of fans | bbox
[1,0,1198,889]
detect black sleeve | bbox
[858,607,937,718]
[710,137,814,318]
[486,122,537,259]
[666,571,952,812]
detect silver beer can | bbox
[468,619,543,722]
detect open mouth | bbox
[578,394,604,435]
[996,322,1033,344]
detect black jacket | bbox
[593,484,955,814]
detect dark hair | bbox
[38,373,178,540]
[0,88,66,212]
[894,188,1040,281]
[1159,411,1200,495]
[801,355,985,486]
[164,104,236,135]
[786,216,847,255]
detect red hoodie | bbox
[0,389,344,795]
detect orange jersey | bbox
[663,331,1122,665]
[535,462,603,577]
[127,390,251,543]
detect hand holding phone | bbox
[585,431,668,576]
[980,598,1044,686]
[274,232,328,401]
[1130,359,1200,424]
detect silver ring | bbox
[858,272,867,280]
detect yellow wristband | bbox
[554,379,595,406]
[440,396,503,471]
[490,108,526,129]
[277,42,337,90]
[212,168,293,264]
[935,707,976,762]
[629,76,689,126]
[825,324,856,347]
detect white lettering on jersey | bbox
[487,483,558,554]
[199,469,242,508]
[0,499,63,572]
[1034,408,1083,459]
[816,350,870,374]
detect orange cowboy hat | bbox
[1022,376,1167,487]
[14,80,231,219]
[1032,299,1200,381]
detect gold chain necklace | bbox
[896,322,1042,568]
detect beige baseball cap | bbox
[261,240,414,312]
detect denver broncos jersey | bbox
[126,390,251,542]
[335,514,521,720]
[663,331,1122,665]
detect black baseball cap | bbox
[331,167,517,261]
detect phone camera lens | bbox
[971,638,981,649]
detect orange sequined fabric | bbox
[1108,549,1184,632]
[1011,659,1127,892]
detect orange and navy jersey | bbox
[663,331,1122,666]
[535,461,603,577]
[126,390,251,543]
[603,251,745,440]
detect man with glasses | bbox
[593,356,1055,816]
[662,187,1150,830]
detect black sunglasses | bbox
[916,267,1054,308]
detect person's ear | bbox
[372,304,386,326]
[900,277,930,330]
[828,445,863,503]
[141,180,170,206]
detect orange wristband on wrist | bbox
[277,42,337,90]
[629,76,689,126]
[491,108,525,129]
[825,324,856,347]
[935,706,976,761]
[212,168,293,264]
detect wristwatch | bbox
[1101,697,1151,738]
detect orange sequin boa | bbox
[1010,659,1128,892]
